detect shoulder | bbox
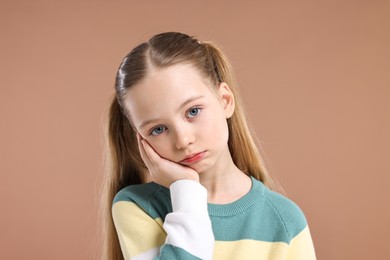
[113,182,172,220]
[113,182,166,204]
[261,183,308,240]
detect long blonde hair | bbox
[100,32,280,260]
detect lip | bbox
[180,151,207,164]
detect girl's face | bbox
[123,63,235,175]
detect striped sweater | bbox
[112,176,316,259]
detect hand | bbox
[137,133,200,188]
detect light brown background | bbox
[1,1,389,259]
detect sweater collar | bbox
[207,176,265,216]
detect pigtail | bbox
[202,42,280,192]
[107,96,145,187]
[101,96,146,260]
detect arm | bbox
[265,190,316,259]
[113,134,214,259]
[112,200,165,259]
[112,180,214,260]
[159,180,214,259]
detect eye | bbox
[150,125,166,136]
[186,107,201,118]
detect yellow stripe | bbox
[112,201,166,258]
[112,201,316,259]
[213,227,316,259]
[213,240,288,259]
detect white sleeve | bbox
[162,180,215,260]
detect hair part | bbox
[100,32,281,260]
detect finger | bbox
[136,132,143,146]
[136,133,152,166]
[141,139,162,166]
[136,134,164,169]
[136,132,144,156]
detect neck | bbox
[199,149,251,204]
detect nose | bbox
[174,124,195,150]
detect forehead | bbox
[123,63,215,125]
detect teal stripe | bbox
[210,189,307,243]
[113,177,308,244]
[263,187,308,241]
[113,182,172,220]
[157,244,201,259]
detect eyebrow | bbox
[138,95,205,129]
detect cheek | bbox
[200,111,229,144]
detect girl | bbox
[102,32,316,260]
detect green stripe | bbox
[113,182,172,220]
[113,177,308,244]
[210,188,307,243]
[157,244,201,259]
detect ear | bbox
[218,82,235,118]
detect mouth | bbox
[180,151,207,164]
